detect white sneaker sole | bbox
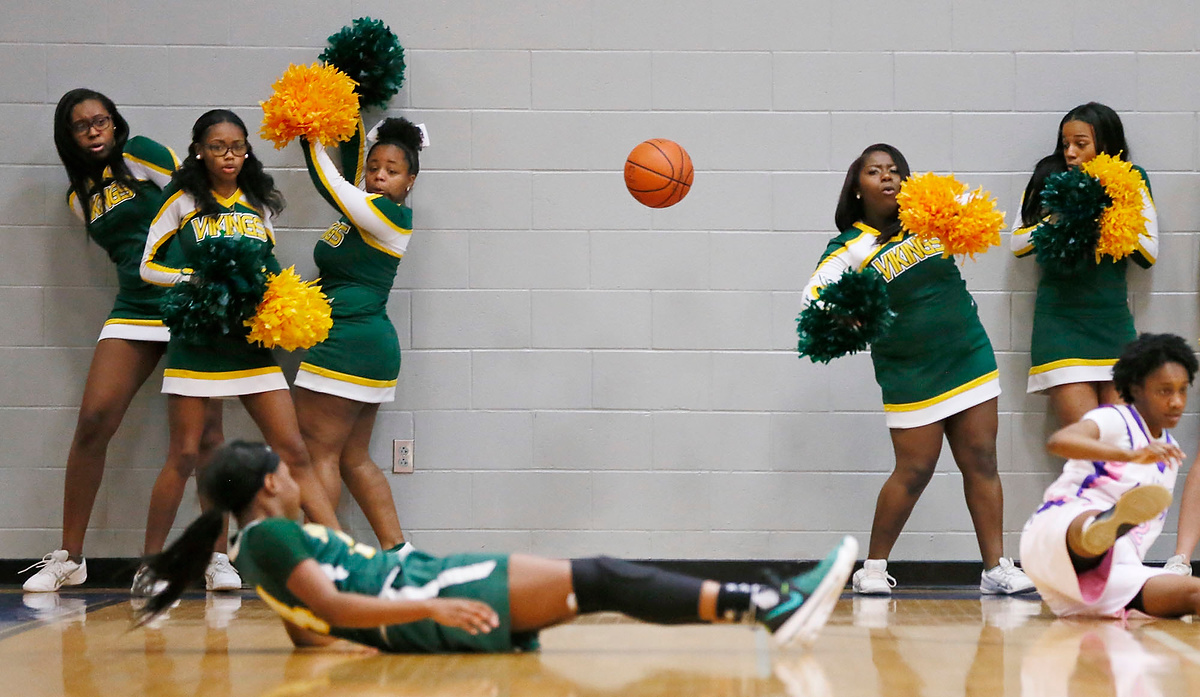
[773,535,858,649]
[1080,485,1172,557]
[207,579,242,592]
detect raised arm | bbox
[303,137,413,258]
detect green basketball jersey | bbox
[68,135,179,309]
[231,518,526,653]
[302,122,412,318]
[231,518,399,648]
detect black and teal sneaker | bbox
[756,535,857,647]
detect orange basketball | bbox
[624,139,693,208]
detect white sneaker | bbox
[1164,554,1193,576]
[852,559,896,595]
[205,552,242,591]
[21,550,86,592]
[131,564,168,598]
[980,557,1036,595]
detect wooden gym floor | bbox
[4,588,1200,696]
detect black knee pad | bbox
[570,557,703,623]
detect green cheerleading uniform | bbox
[1011,167,1157,393]
[802,222,1000,429]
[67,135,180,342]
[141,185,286,397]
[294,122,413,403]
[230,518,536,653]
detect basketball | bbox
[624,139,694,208]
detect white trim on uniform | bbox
[162,369,288,397]
[884,374,1001,429]
[98,323,170,343]
[294,368,396,403]
[1027,363,1116,394]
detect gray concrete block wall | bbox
[2,0,1199,564]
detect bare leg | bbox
[1135,574,1200,617]
[1046,382,1104,428]
[339,403,406,549]
[61,339,165,558]
[240,390,340,529]
[196,400,228,553]
[944,398,1003,567]
[506,554,721,632]
[293,387,359,506]
[1175,454,1200,562]
[143,396,207,555]
[867,422,945,560]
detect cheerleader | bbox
[21,90,223,592]
[138,109,338,593]
[1019,333,1200,618]
[133,441,858,652]
[291,117,422,551]
[1011,103,1157,423]
[802,144,1033,595]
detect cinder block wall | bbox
[2,1,1199,562]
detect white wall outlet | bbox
[392,440,414,473]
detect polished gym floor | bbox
[3,588,1200,696]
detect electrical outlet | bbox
[392,440,414,473]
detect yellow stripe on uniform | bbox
[1029,358,1117,376]
[104,318,165,327]
[808,226,875,298]
[163,366,283,381]
[298,362,397,388]
[884,370,999,413]
[124,152,174,176]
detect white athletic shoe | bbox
[21,550,86,593]
[980,558,1036,595]
[205,552,242,591]
[852,559,896,595]
[1164,554,1193,576]
[131,564,168,598]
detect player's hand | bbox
[426,598,499,635]
[1128,442,1185,468]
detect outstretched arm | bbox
[283,559,499,634]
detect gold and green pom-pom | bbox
[245,267,333,351]
[1082,153,1149,262]
[260,62,360,149]
[897,172,1004,259]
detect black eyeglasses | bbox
[204,141,249,157]
[70,115,112,135]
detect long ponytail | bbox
[132,441,280,627]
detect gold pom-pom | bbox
[897,172,1004,259]
[1081,153,1148,262]
[260,62,360,149]
[245,267,333,351]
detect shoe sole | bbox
[207,581,242,592]
[773,535,858,649]
[1079,485,1172,557]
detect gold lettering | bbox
[321,222,349,247]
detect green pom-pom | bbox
[796,269,896,364]
[1032,168,1109,274]
[320,17,406,110]
[161,237,269,344]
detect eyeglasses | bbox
[70,114,112,135]
[204,141,249,157]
